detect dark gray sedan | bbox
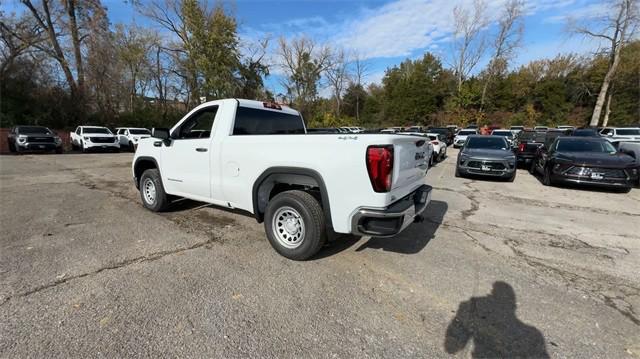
[455,135,517,181]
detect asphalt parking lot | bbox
[1,151,639,357]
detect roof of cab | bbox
[196,98,300,116]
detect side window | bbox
[601,128,612,135]
[117,129,123,135]
[76,127,81,135]
[175,106,218,139]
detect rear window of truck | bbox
[233,107,305,135]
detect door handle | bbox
[196,148,208,152]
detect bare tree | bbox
[115,24,158,111]
[450,0,488,93]
[350,53,369,122]
[137,0,199,107]
[325,48,349,118]
[572,0,639,127]
[480,0,524,111]
[20,0,107,119]
[0,12,44,81]
[278,36,331,116]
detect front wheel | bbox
[139,168,169,212]
[264,190,326,260]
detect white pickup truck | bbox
[70,126,120,152]
[132,99,432,260]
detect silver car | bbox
[455,135,517,181]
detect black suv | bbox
[8,126,63,154]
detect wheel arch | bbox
[133,156,160,189]
[252,167,332,228]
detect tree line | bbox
[1,0,638,131]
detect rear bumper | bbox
[351,185,432,237]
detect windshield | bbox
[492,131,512,137]
[428,135,438,141]
[458,130,476,136]
[84,127,112,134]
[430,128,448,134]
[510,126,524,130]
[466,137,508,150]
[556,139,616,153]
[617,129,640,136]
[518,132,546,142]
[129,129,151,135]
[406,127,421,132]
[18,126,51,135]
[573,129,598,137]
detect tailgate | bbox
[525,142,543,153]
[392,137,429,190]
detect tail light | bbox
[518,143,525,152]
[431,140,439,145]
[366,145,394,192]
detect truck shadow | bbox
[444,281,549,358]
[353,200,448,255]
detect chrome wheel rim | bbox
[143,178,156,205]
[272,206,305,249]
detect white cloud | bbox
[544,2,610,24]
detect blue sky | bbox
[4,0,608,95]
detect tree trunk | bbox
[602,85,614,127]
[479,75,491,112]
[355,95,360,123]
[589,0,629,127]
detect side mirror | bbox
[152,128,170,140]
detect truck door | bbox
[161,105,218,199]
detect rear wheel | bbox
[139,168,169,212]
[264,190,326,260]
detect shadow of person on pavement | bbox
[354,199,447,254]
[444,281,549,358]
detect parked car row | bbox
[455,130,640,192]
[6,125,151,154]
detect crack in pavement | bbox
[0,233,222,307]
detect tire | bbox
[528,160,536,175]
[8,141,15,153]
[139,168,169,212]
[55,147,63,154]
[128,141,135,152]
[80,141,87,153]
[455,166,462,178]
[264,190,326,260]
[542,166,553,186]
[507,170,516,182]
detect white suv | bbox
[600,127,640,143]
[116,127,152,151]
